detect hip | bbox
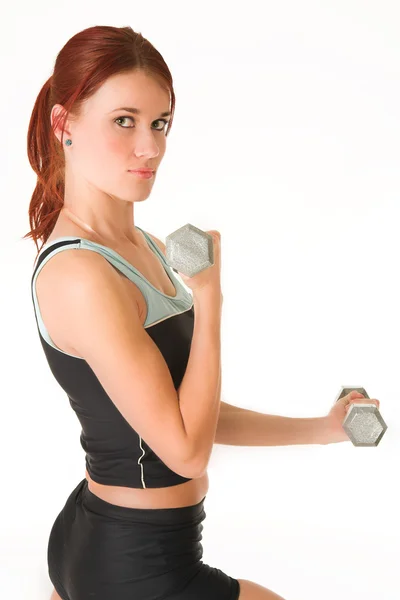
[48,478,211,600]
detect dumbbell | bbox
[335,386,388,447]
[165,224,215,277]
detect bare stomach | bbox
[85,469,210,509]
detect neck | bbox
[62,207,99,238]
[60,207,140,249]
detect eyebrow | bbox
[110,107,171,117]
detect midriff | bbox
[85,469,209,509]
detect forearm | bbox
[215,405,331,446]
[178,292,222,469]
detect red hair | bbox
[23,25,176,264]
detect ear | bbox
[50,103,72,144]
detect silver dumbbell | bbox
[335,386,388,447]
[165,224,215,277]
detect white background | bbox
[1,1,399,599]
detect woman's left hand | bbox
[324,390,381,444]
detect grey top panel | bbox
[31,228,193,359]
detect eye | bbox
[115,116,169,131]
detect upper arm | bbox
[41,250,198,478]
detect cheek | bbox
[106,136,126,153]
[98,121,127,156]
[91,136,128,176]
[83,137,123,181]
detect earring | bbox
[65,139,72,146]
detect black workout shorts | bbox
[47,478,240,600]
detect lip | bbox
[128,169,154,174]
[128,169,154,179]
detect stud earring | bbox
[65,139,72,146]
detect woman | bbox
[26,24,376,600]
[25,23,288,600]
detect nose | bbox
[133,130,162,159]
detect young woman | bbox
[27,24,376,600]
[25,23,291,600]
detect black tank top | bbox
[30,227,195,488]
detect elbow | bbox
[177,452,207,480]
[187,459,207,479]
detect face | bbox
[52,70,171,205]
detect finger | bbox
[349,399,380,408]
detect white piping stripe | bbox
[138,436,146,488]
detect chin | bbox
[127,193,150,203]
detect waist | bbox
[85,468,209,509]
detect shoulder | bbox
[144,231,166,256]
[35,246,130,357]
[36,242,126,302]
[36,249,123,310]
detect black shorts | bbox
[47,478,240,600]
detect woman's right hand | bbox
[177,230,222,299]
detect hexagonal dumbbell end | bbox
[165,223,215,278]
[335,386,388,447]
